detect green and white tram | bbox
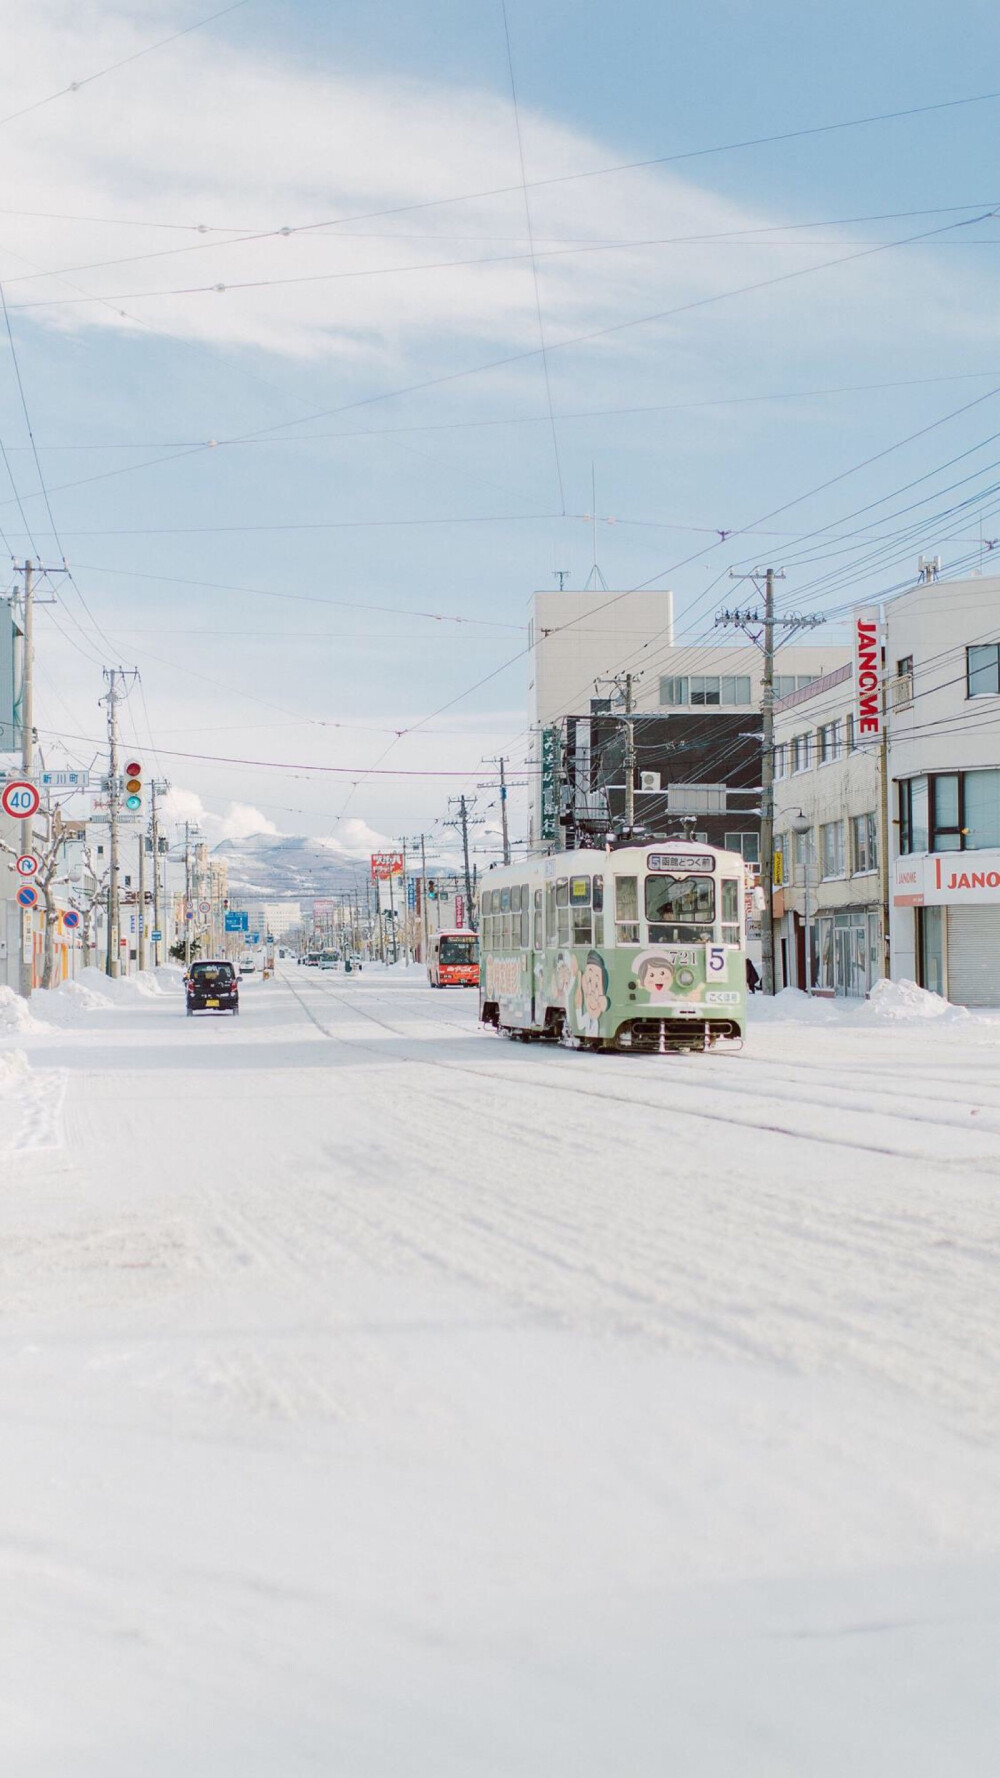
[479,842,748,1052]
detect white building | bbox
[528,587,847,849]
[886,574,1000,1004]
[772,666,884,996]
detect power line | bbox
[0,0,254,131]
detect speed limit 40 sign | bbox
[1,780,40,820]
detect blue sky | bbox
[3,0,1000,852]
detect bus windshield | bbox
[440,937,479,965]
[645,874,715,943]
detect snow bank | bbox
[0,985,49,1034]
[36,978,116,1021]
[751,979,1000,1029]
[862,977,968,1022]
[0,1046,30,1089]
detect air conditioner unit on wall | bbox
[639,770,661,793]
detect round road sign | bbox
[15,853,39,877]
[16,882,39,909]
[198,899,212,915]
[62,909,80,930]
[1,780,41,820]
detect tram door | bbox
[531,887,544,1023]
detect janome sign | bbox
[853,608,882,739]
[893,851,1000,906]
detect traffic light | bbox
[124,759,142,812]
[426,878,437,899]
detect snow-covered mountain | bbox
[212,833,371,902]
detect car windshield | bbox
[440,937,478,964]
[644,874,715,942]
[191,963,233,982]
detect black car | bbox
[186,960,239,1015]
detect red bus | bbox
[427,928,480,988]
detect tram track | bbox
[282,971,1000,1173]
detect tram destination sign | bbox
[647,852,715,873]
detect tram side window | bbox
[500,886,511,950]
[555,877,570,946]
[593,875,604,945]
[510,884,521,913]
[533,887,543,950]
[570,876,592,945]
[615,875,640,945]
[520,887,530,947]
[545,882,556,945]
[722,878,741,947]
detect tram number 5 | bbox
[708,945,726,974]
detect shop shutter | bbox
[946,906,1000,1006]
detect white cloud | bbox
[161,786,278,842]
[1,0,982,371]
[315,818,391,860]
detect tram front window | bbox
[645,874,715,943]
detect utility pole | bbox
[102,668,123,978]
[595,671,639,838]
[149,780,167,968]
[184,820,193,968]
[490,756,511,865]
[18,561,34,997]
[137,830,146,972]
[444,796,481,929]
[717,570,824,997]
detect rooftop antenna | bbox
[553,569,569,590]
[584,462,608,591]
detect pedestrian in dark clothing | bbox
[745,957,761,994]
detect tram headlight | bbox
[676,966,696,989]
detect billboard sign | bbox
[225,910,249,932]
[370,851,403,881]
[853,609,882,740]
[540,725,560,841]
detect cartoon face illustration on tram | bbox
[575,950,610,1035]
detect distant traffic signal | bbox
[426,878,436,898]
[124,759,142,811]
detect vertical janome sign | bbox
[853,609,882,739]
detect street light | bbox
[790,810,812,992]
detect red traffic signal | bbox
[125,760,141,777]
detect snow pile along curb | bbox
[0,986,49,1035]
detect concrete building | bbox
[772,666,884,996]
[886,574,1000,1004]
[528,587,846,854]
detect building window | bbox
[690,675,721,706]
[967,644,1000,697]
[667,782,726,814]
[721,675,752,705]
[964,769,1000,849]
[851,812,879,874]
[931,775,961,851]
[724,831,760,863]
[775,673,820,700]
[661,672,753,707]
[820,820,845,879]
[774,743,787,779]
[818,720,843,765]
[899,776,928,854]
[900,769,1000,853]
[791,733,811,773]
[845,712,856,752]
[793,827,811,880]
[891,656,914,710]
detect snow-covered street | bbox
[2,967,998,1776]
